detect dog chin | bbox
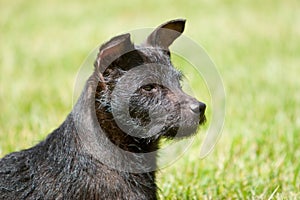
[163,127,194,139]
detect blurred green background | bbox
[0,0,299,199]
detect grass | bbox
[0,0,299,199]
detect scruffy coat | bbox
[0,19,206,200]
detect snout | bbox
[164,96,206,139]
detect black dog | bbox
[0,19,206,200]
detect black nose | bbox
[190,102,206,114]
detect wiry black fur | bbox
[0,115,157,199]
[0,19,206,200]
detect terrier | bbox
[0,19,206,200]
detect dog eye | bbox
[142,84,157,92]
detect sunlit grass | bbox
[0,0,299,198]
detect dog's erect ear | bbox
[94,33,135,73]
[145,19,186,49]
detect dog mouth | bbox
[199,113,206,125]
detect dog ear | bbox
[145,19,186,49]
[94,33,135,73]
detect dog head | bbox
[94,19,206,142]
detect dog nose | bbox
[190,102,206,114]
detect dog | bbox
[0,19,206,200]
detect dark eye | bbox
[142,84,157,92]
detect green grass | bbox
[0,0,299,199]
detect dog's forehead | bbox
[135,46,181,78]
[137,46,168,63]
